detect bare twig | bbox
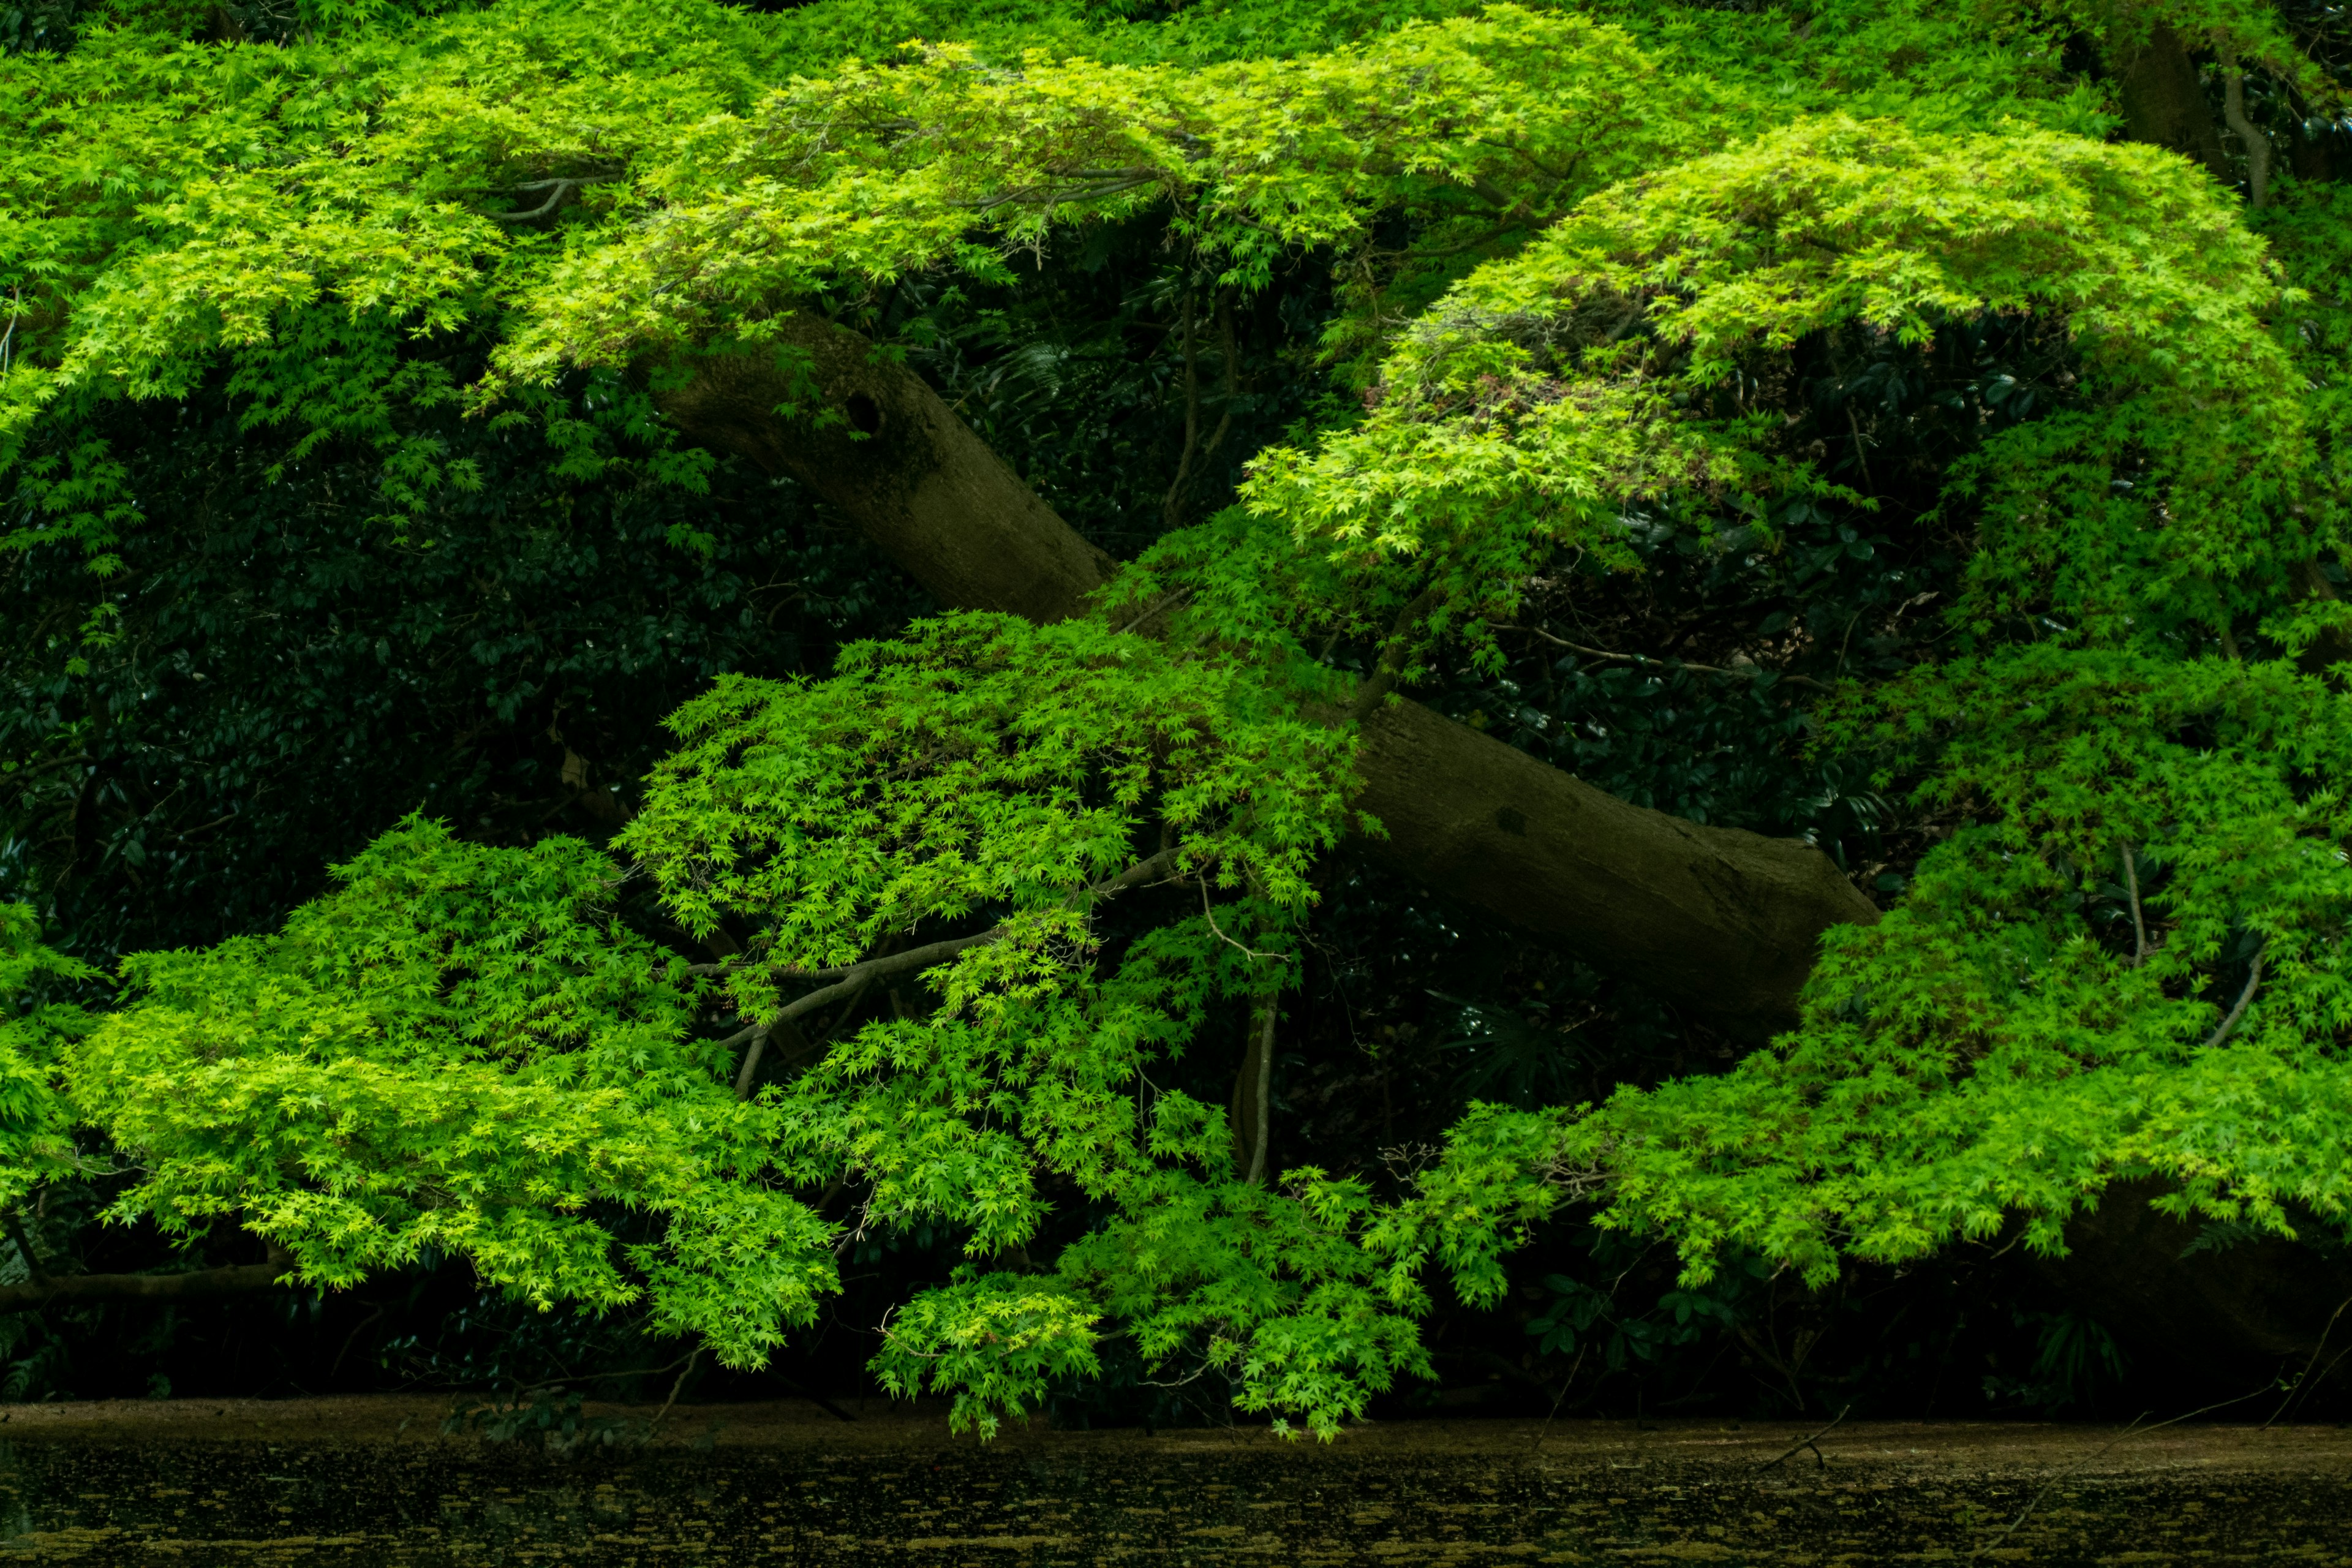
[1970,1381,2280,1559]
[1495,622,1833,693]
[1758,1403,1849,1471]
[1845,404,1874,494]
[1200,878,1276,962]
[649,1347,701,1430]
[1969,1412,2148,1558]
[2263,1292,2352,1429]
[1528,1346,1589,1452]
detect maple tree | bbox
[5,0,2352,1430]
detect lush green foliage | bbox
[9,0,2352,1431]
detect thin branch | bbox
[1963,1379,2286,1561]
[1110,587,1192,638]
[1164,285,1202,532]
[1758,1403,1849,1470]
[1200,877,1276,962]
[2120,844,2149,967]
[697,848,1178,984]
[649,1347,701,1430]
[170,811,239,842]
[1496,622,1834,692]
[726,848,1183,1096]
[483,172,623,224]
[2222,66,2273,208]
[1969,1412,2146,1558]
[2263,1292,2352,1429]
[3,751,90,780]
[2204,946,2266,1048]
[1845,404,1874,494]
[513,1349,701,1396]
[1468,172,1539,223]
[1527,1345,1589,1452]
[949,172,1159,213]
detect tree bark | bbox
[2109,21,2230,184]
[1232,1000,1275,1182]
[0,1256,286,1313]
[652,324,1115,628]
[1349,698,1872,1027]
[657,318,1877,1031]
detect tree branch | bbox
[1496,622,1834,693]
[2120,844,2150,967]
[2204,947,2266,1048]
[5,1214,47,1284]
[657,318,1877,1033]
[0,1251,288,1313]
[2222,66,2273,208]
[728,847,1183,1096]
[484,172,624,224]
[1247,998,1275,1185]
[1349,589,1442,723]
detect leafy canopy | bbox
[7,0,2352,1434]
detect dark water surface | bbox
[0,1400,2348,1565]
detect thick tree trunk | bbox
[2109,21,2230,183]
[653,326,1114,628]
[1351,699,1871,1027]
[656,318,1877,1031]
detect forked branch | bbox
[727,846,1183,1096]
[486,172,624,224]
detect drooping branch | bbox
[657,317,1878,1033]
